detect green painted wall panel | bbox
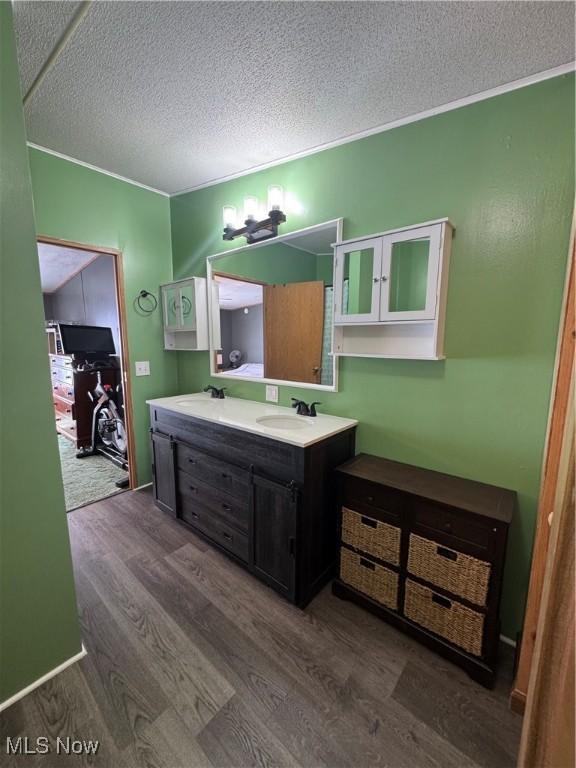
[171,75,575,638]
[0,2,82,702]
[28,149,177,486]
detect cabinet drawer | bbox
[177,472,249,533]
[341,507,400,565]
[51,367,74,386]
[342,477,403,520]
[408,533,491,607]
[53,396,74,419]
[176,442,249,497]
[404,579,484,657]
[180,497,249,562]
[340,547,398,611]
[412,499,497,555]
[52,381,75,400]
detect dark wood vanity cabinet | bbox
[333,454,516,687]
[149,405,355,607]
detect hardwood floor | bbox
[1,489,522,767]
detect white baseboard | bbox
[500,634,517,648]
[132,482,152,491]
[0,644,87,713]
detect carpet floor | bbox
[57,434,128,511]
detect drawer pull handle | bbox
[222,532,232,541]
[366,495,374,503]
[437,545,457,561]
[443,522,452,532]
[360,516,377,528]
[222,503,232,512]
[432,593,452,609]
[359,557,375,571]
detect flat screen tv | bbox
[59,324,116,356]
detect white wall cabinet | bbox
[161,277,209,351]
[333,219,453,359]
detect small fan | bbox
[229,349,242,368]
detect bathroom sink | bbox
[256,415,310,430]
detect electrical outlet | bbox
[266,385,278,403]
[135,361,150,376]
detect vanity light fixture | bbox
[222,185,287,244]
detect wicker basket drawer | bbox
[408,533,491,606]
[341,507,401,565]
[340,547,398,610]
[404,579,484,657]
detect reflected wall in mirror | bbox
[207,220,341,389]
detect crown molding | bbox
[171,61,575,197]
[26,142,169,197]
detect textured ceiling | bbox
[38,242,99,292]
[14,1,575,195]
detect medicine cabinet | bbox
[161,277,209,351]
[333,219,453,359]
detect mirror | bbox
[340,245,376,316]
[388,237,431,313]
[207,220,341,390]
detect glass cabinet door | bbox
[179,281,196,330]
[334,237,383,323]
[379,225,441,321]
[162,284,181,330]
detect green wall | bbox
[28,149,177,486]
[0,2,82,702]
[171,74,575,638]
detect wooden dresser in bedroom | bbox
[332,453,516,687]
[50,354,118,450]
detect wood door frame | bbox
[37,235,136,491]
[511,219,575,714]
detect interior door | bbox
[333,237,383,323]
[251,474,297,601]
[379,225,441,321]
[263,280,324,383]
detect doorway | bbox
[37,236,135,511]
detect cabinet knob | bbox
[381,275,388,282]
[188,458,196,465]
[221,472,229,479]
[222,503,232,512]
[444,521,452,532]
[189,485,197,493]
[367,495,374,503]
[222,531,232,541]
[372,277,379,284]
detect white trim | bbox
[132,482,153,491]
[500,634,517,648]
[27,143,169,198]
[0,645,87,713]
[171,62,575,197]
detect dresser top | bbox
[336,453,516,523]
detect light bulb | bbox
[267,185,284,211]
[222,205,237,228]
[243,196,259,221]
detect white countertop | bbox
[146,393,358,448]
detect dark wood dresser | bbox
[50,354,117,449]
[332,453,516,687]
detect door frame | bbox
[38,235,136,491]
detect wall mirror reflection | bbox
[207,220,342,390]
